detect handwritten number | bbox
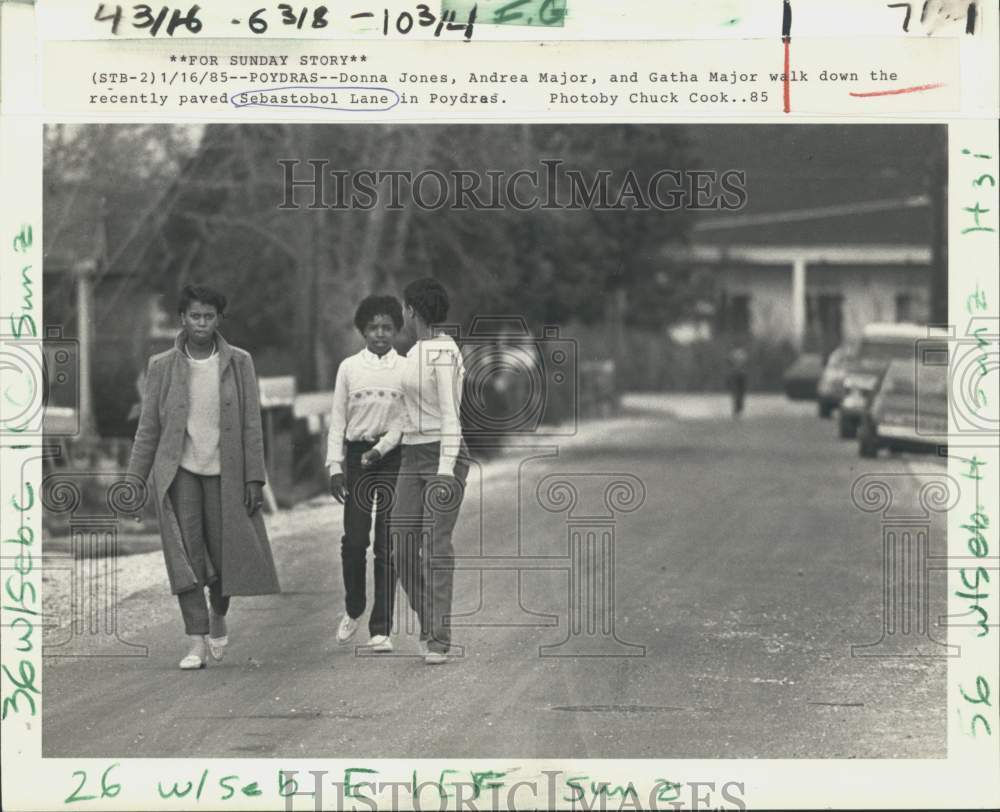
[1,661,39,718]
[312,6,328,28]
[153,5,169,34]
[132,4,153,29]
[66,771,97,804]
[100,764,122,798]
[888,2,912,31]
[248,8,267,32]
[463,3,476,38]
[94,4,123,34]
[170,6,202,34]
[416,4,435,26]
[64,765,120,804]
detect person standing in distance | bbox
[725,345,749,418]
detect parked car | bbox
[858,358,948,457]
[837,323,944,439]
[816,342,857,418]
[783,353,824,400]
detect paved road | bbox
[43,396,948,758]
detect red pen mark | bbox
[781,0,792,113]
[849,82,945,97]
[782,39,791,112]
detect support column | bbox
[850,472,958,657]
[536,473,646,657]
[791,257,807,351]
[43,473,149,656]
[73,259,97,440]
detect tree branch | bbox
[178,211,300,261]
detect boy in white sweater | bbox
[326,295,408,651]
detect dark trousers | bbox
[728,373,747,416]
[169,467,231,636]
[342,441,401,637]
[392,442,470,654]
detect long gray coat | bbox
[127,332,281,596]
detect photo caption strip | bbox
[33,0,995,118]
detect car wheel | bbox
[859,427,878,458]
[838,415,857,439]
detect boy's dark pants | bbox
[342,441,401,637]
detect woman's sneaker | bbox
[424,650,447,665]
[336,614,359,644]
[179,636,207,670]
[366,635,393,652]
[208,611,228,660]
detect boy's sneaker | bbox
[417,639,447,662]
[336,614,359,644]
[366,634,393,652]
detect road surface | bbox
[43,395,948,759]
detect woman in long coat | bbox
[128,284,280,669]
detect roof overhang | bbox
[672,244,932,266]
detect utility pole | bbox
[73,258,98,441]
[928,132,948,325]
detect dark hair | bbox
[354,295,403,333]
[178,284,227,316]
[403,277,449,325]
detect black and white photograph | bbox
[32,122,961,768]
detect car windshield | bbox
[882,364,948,397]
[825,344,856,370]
[918,371,949,396]
[882,372,915,395]
[859,339,917,362]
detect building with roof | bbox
[669,125,946,356]
[43,183,179,438]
